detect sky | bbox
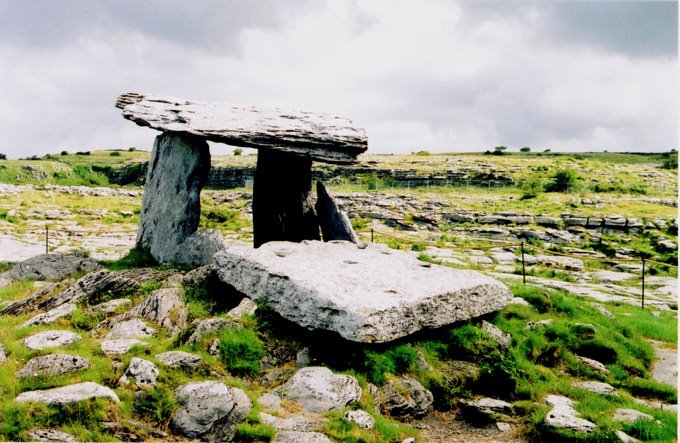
[0,0,677,159]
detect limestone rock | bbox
[281,367,362,413]
[613,408,653,423]
[259,412,315,431]
[17,354,90,379]
[0,252,100,283]
[215,241,512,343]
[171,381,251,441]
[25,429,78,442]
[0,342,6,363]
[481,321,512,348]
[136,132,210,264]
[119,357,159,388]
[577,355,609,375]
[184,317,239,346]
[21,303,76,328]
[115,287,187,335]
[544,404,597,434]
[86,298,132,314]
[316,182,359,243]
[274,431,332,443]
[15,381,120,405]
[170,229,227,265]
[544,395,574,408]
[227,297,257,319]
[257,392,282,412]
[615,430,641,443]
[101,339,149,356]
[116,92,368,164]
[379,377,433,418]
[105,319,157,340]
[344,410,375,430]
[155,351,203,370]
[573,381,619,397]
[23,330,82,350]
[460,397,513,420]
[591,270,636,283]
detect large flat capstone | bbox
[215,241,512,343]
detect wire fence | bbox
[364,227,677,310]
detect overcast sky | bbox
[0,0,677,159]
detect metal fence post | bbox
[521,241,526,285]
[371,227,374,243]
[641,258,646,310]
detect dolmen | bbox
[116,92,366,263]
[117,93,512,342]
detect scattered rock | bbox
[21,303,76,328]
[591,270,636,283]
[577,355,609,375]
[86,298,133,314]
[170,381,251,441]
[257,392,282,412]
[215,241,512,343]
[114,288,187,336]
[612,408,654,424]
[281,366,362,413]
[227,297,257,319]
[15,381,120,405]
[184,317,239,346]
[525,319,554,330]
[0,342,6,363]
[274,431,331,443]
[105,319,157,340]
[155,351,203,370]
[461,397,513,420]
[379,377,433,418]
[496,422,512,432]
[615,430,641,443]
[17,354,90,379]
[259,412,315,431]
[23,330,82,350]
[119,357,159,388]
[0,252,100,283]
[544,395,574,408]
[100,339,149,356]
[573,381,619,397]
[344,410,375,430]
[509,297,531,306]
[544,404,597,434]
[480,321,512,348]
[26,429,79,442]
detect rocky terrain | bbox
[0,151,676,442]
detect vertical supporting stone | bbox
[137,133,210,262]
[253,150,320,248]
[315,181,358,243]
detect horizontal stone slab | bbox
[116,93,367,164]
[215,241,512,343]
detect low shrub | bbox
[218,328,265,376]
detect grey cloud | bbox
[461,1,677,58]
[0,0,318,54]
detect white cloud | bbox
[0,0,676,158]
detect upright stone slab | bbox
[315,182,358,243]
[253,150,320,248]
[137,133,210,263]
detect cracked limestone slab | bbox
[215,241,512,343]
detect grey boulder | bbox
[17,354,90,379]
[171,381,251,441]
[25,429,78,442]
[21,303,76,328]
[105,319,157,340]
[215,241,512,343]
[155,351,204,370]
[114,287,187,336]
[119,357,159,388]
[100,339,149,356]
[23,330,82,350]
[281,367,362,413]
[15,381,120,405]
[378,377,433,418]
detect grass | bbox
[218,328,265,377]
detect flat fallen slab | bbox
[215,241,512,343]
[116,92,367,164]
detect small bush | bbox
[545,169,580,193]
[134,387,178,425]
[0,153,6,160]
[218,328,265,376]
[109,151,121,157]
[233,147,243,156]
